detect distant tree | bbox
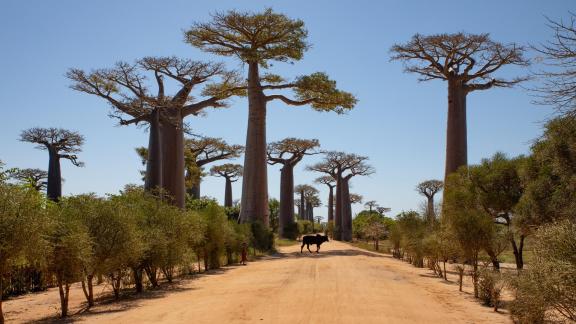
[305,194,322,222]
[11,168,48,191]
[186,137,244,199]
[391,33,528,180]
[308,152,374,241]
[186,9,357,225]
[376,206,391,216]
[294,184,319,222]
[20,128,84,201]
[315,176,336,222]
[416,180,443,227]
[267,138,319,237]
[364,200,378,213]
[349,193,363,205]
[294,198,303,219]
[210,163,243,207]
[533,13,576,117]
[68,58,243,207]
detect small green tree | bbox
[47,202,93,318]
[0,184,49,324]
[444,167,497,298]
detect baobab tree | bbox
[416,180,443,226]
[376,206,391,216]
[11,168,48,191]
[308,152,374,241]
[294,184,318,221]
[68,57,243,207]
[315,176,336,222]
[267,138,319,237]
[305,195,322,222]
[391,33,528,180]
[185,137,244,199]
[20,128,84,201]
[534,13,576,117]
[364,200,378,213]
[350,194,363,205]
[209,163,243,207]
[186,8,357,226]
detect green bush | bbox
[251,221,274,252]
[477,267,505,310]
[297,220,314,235]
[509,219,576,323]
[282,222,299,240]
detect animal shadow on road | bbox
[270,248,388,260]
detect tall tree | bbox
[68,57,243,207]
[391,33,528,180]
[315,176,336,222]
[185,137,244,199]
[308,152,374,241]
[20,128,84,201]
[349,194,363,205]
[305,194,321,222]
[294,184,319,222]
[209,163,243,207]
[186,9,357,226]
[533,13,576,117]
[416,180,444,227]
[364,200,378,213]
[267,138,319,237]
[11,168,48,191]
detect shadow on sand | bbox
[26,267,236,324]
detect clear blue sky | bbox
[1,0,572,219]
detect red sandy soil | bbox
[5,240,511,323]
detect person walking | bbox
[241,242,248,265]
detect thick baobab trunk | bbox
[341,179,353,242]
[299,190,305,220]
[445,80,468,179]
[327,186,334,222]
[334,176,343,241]
[306,201,313,221]
[224,177,233,208]
[47,147,62,201]
[162,110,186,208]
[145,109,162,192]
[426,196,435,226]
[278,165,295,238]
[240,62,269,226]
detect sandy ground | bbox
[5,241,511,323]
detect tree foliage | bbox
[390,32,528,88]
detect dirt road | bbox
[6,241,510,323]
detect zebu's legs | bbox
[301,242,305,253]
[307,244,313,253]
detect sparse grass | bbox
[275,238,299,247]
[350,239,392,254]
